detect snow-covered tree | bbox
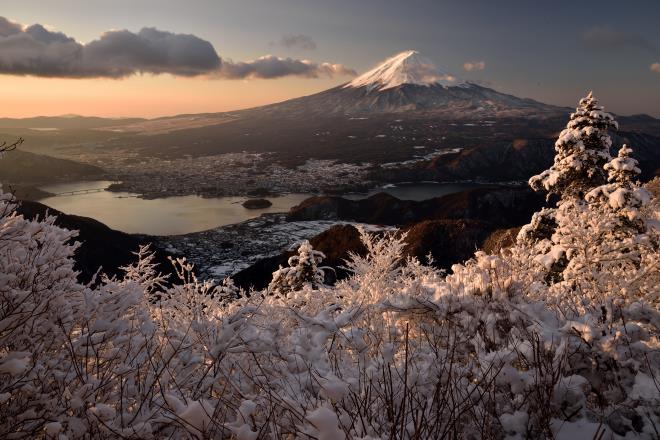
[1,182,659,438]
[517,206,558,244]
[520,92,618,245]
[447,138,659,434]
[519,130,658,311]
[587,144,651,229]
[529,91,617,199]
[268,240,327,296]
[604,144,641,184]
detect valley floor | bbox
[154,214,391,283]
[154,214,345,280]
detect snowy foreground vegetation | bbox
[1,93,659,439]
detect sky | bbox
[1,0,660,118]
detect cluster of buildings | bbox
[98,153,371,198]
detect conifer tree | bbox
[604,144,641,184]
[529,92,617,199]
[518,136,658,309]
[544,144,657,308]
[585,144,651,233]
[520,92,618,244]
[268,240,326,296]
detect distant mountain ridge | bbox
[0,115,145,130]
[0,149,104,185]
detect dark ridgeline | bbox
[232,186,545,290]
[16,200,176,285]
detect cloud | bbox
[219,55,355,79]
[582,26,656,53]
[651,63,660,73]
[463,61,485,72]
[0,17,354,80]
[0,17,23,36]
[0,18,220,78]
[279,34,316,50]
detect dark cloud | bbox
[0,17,220,78]
[0,17,22,37]
[0,17,354,80]
[81,28,221,77]
[219,55,356,79]
[582,26,657,54]
[279,34,317,50]
[0,22,82,77]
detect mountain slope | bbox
[237,50,565,118]
[0,149,104,185]
[105,51,577,165]
[245,81,566,118]
[16,200,175,284]
[102,50,567,136]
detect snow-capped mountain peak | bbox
[345,50,465,92]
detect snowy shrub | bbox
[117,244,169,294]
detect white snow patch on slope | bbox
[345,50,466,92]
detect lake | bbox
[348,182,486,202]
[38,180,484,235]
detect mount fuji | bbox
[104,50,659,175]
[239,50,566,118]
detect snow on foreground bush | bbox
[0,94,659,439]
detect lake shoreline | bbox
[37,180,500,236]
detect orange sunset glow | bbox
[2,75,344,118]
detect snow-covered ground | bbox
[381,147,462,168]
[156,214,370,280]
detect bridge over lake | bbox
[52,188,106,197]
